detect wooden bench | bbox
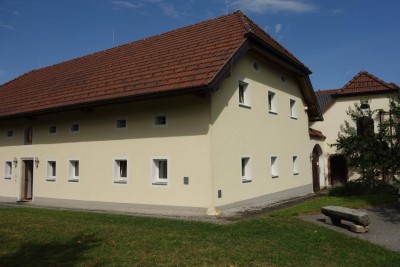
[321,206,370,233]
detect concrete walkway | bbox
[301,202,400,252]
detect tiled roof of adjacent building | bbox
[315,71,400,113]
[338,71,400,95]
[315,89,339,112]
[0,10,320,121]
[309,127,326,139]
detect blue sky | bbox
[0,0,399,90]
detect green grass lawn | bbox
[0,194,398,266]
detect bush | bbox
[328,180,398,196]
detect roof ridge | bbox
[339,70,393,94]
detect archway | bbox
[312,145,323,192]
[329,154,348,186]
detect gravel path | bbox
[301,202,400,252]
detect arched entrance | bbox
[312,145,323,192]
[329,155,348,186]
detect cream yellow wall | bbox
[311,94,393,181]
[210,52,313,207]
[311,95,392,156]
[0,95,213,208]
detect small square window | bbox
[293,156,299,175]
[116,119,127,129]
[290,99,297,119]
[152,158,168,185]
[49,126,57,134]
[153,115,167,127]
[6,130,13,137]
[47,161,57,181]
[238,81,250,107]
[4,161,12,179]
[68,160,80,181]
[241,157,251,182]
[271,156,279,178]
[268,91,277,114]
[114,159,128,184]
[70,123,80,132]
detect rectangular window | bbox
[293,156,299,175]
[47,161,57,181]
[68,160,80,181]
[24,126,33,145]
[49,126,57,134]
[290,99,297,119]
[4,161,12,179]
[70,123,80,133]
[238,81,250,107]
[271,156,279,178]
[6,130,13,137]
[241,157,251,182]
[152,158,168,185]
[268,91,277,113]
[153,115,167,127]
[116,119,127,129]
[114,159,128,184]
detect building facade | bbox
[0,11,322,215]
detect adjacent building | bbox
[310,71,400,189]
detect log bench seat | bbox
[321,206,370,233]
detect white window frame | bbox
[153,114,167,128]
[70,122,80,133]
[115,118,127,130]
[268,90,277,114]
[238,81,250,108]
[271,156,279,178]
[48,125,57,135]
[292,155,299,175]
[113,158,128,184]
[290,99,297,119]
[46,160,57,181]
[241,156,252,183]
[151,157,169,185]
[4,161,12,179]
[68,159,80,182]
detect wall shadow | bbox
[0,234,102,266]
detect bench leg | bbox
[325,217,341,226]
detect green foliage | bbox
[332,98,400,188]
[328,180,398,196]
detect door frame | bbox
[20,157,34,201]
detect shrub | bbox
[328,180,398,196]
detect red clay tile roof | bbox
[0,10,314,119]
[338,71,400,96]
[309,128,326,139]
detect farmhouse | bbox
[0,11,322,215]
[310,71,400,189]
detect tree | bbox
[331,101,390,188]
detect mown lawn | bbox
[0,194,398,266]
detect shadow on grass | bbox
[0,233,101,266]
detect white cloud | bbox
[112,0,143,9]
[159,2,179,18]
[330,8,344,16]
[275,23,282,33]
[0,20,14,30]
[111,0,181,18]
[230,0,317,14]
